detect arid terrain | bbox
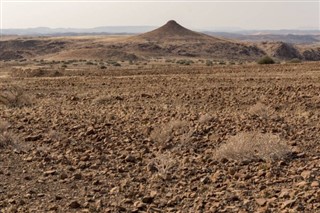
[0,59,320,212]
[1,20,320,212]
[1,21,320,62]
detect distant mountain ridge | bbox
[1,20,320,61]
[3,25,319,37]
[1,26,157,36]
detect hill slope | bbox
[138,20,219,42]
[1,20,319,61]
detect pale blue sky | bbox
[1,0,319,30]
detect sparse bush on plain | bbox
[206,60,213,66]
[257,56,275,64]
[150,120,192,150]
[289,58,301,63]
[248,102,274,119]
[151,151,177,180]
[213,132,291,162]
[176,59,194,66]
[0,121,16,149]
[0,86,34,108]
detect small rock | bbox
[200,176,211,184]
[73,173,82,180]
[24,157,33,162]
[311,181,319,187]
[24,176,32,181]
[134,201,146,209]
[296,181,308,187]
[255,198,267,206]
[60,173,68,180]
[95,199,103,210]
[48,205,58,211]
[300,170,312,180]
[86,127,95,135]
[150,190,157,198]
[37,193,45,197]
[281,199,296,209]
[25,134,42,141]
[142,196,154,204]
[110,187,119,194]
[125,155,136,163]
[55,195,63,200]
[147,162,158,173]
[211,171,222,183]
[279,189,290,198]
[69,200,81,209]
[44,170,57,176]
[8,199,16,204]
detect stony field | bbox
[0,61,319,212]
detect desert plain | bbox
[0,21,320,212]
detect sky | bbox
[1,0,319,30]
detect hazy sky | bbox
[1,0,319,30]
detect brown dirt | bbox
[0,61,320,212]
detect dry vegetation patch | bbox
[150,120,193,150]
[0,85,34,108]
[214,132,291,162]
[0,120,16,149]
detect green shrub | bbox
[289,58,301,63]
[257,56,275,64]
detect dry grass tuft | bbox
[0,120,16,149]
[213,132,291,162]
[150,120,191,146]
[0,86,34,108]
[151,151,177,180]
[248,102,274,119]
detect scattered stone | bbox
[279,189,290,198]
[48,205,58,211]
[296,181,308,187]
[73,173,82,180]
[69,200,81,209]
[60,172,68,180]
[150,190,157,198]
[255,198,267,206]
[200,176,211,184]
[300,170,312,180]
[281,199,296,209]
[147,162,158,173]
[25,134,42,141]
[142,196,154,204]
[110,187,119,194]
[43,170,57,176]
[134,201,146,209]
[86,127,95,135]
[125,155,136,163]
[311,181,319,187]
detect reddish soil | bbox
[0,61,319,212]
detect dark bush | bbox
[257,56,275,64]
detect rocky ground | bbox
[0,61,319,212]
